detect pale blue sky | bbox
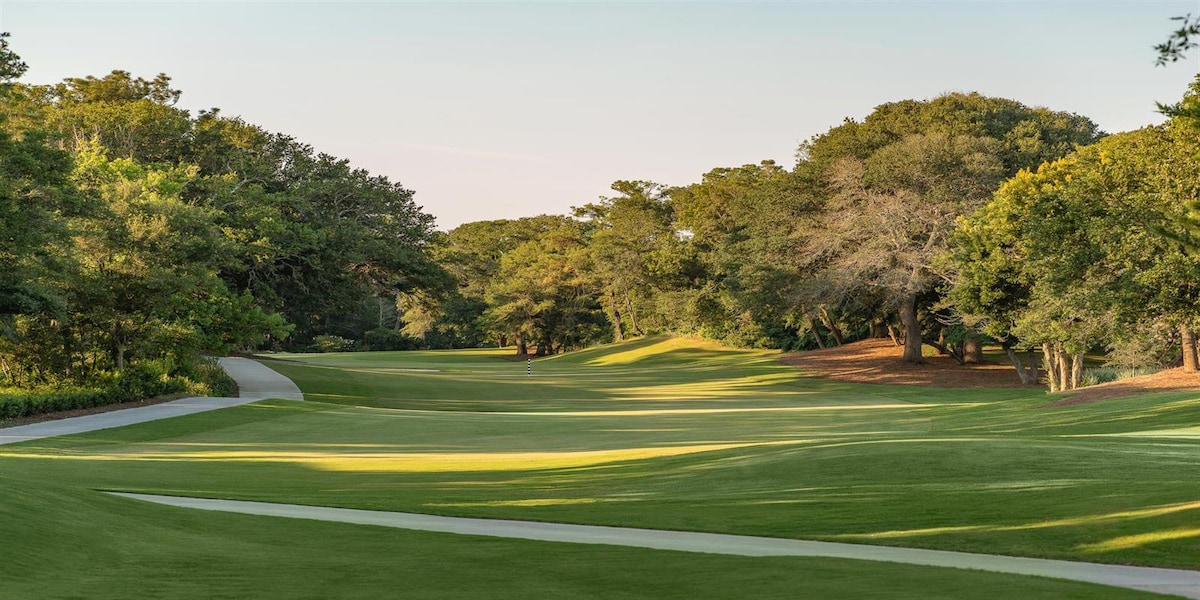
[4,1,1198,229]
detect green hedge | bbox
[0,358,234,421]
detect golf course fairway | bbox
[3,337,1198,598]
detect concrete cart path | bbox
[110,492,1200,599]
[223,357,303,401]
[0,358,301,445]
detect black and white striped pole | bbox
[526,357,532,377]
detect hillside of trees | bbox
[415,78,1200,392]
[2,31,1198,418]
[0,35,447,416]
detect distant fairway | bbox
[3,337,1199,598]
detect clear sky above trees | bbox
[5,2,1196,229]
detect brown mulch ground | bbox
[1045,368,1200,406]
[779,339,1200,403]
[778,338,1030,388]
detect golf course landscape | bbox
[4,6,1200,599]
[3,337,1199,598]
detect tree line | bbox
[416,80,1200,391]
[2,27,1197,406]
[0,35,445,407]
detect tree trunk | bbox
[623,287,641,336]
[111,323,126,370]
[1042,342,1059,392]
[807,313,827,349]
[819,306,844,346]
[1001,341,1037,385]
[609,290,624,342]
[886,324,902,347]
[516,333,527,356]
[1182,324,1198,373]
[962,335,983,364]
[1056,345,1070,392]
[899,294,923,364]
[61,323,74,379]
[1071,353,1084,390]
[869,319,886,339]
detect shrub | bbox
[311,335,354,353]
[183,357,236,397]
[0,356,237,422]
[0,386,119,421]
[359,328,419,351]
[1080,366,1161,387]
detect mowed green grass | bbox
[2,337,1198,598]
[2,480,1159,600]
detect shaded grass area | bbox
[0,479,1158,600]
[2,336,1199,597]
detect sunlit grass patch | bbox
[834,499,1200,540]
[427,497,612,507]
[1078,527,1200,553]
[0,442,803,473]
[560,336,765,367]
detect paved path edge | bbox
[0,358,301,445]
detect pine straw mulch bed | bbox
[1045,368,1200,406]
[778,338,1028,388]
[779,339,1200,404]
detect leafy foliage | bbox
[0,35,445,410]
[1155,13,1200,66]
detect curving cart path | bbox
[108,492,1200,599]
[5,359,1198,598]
[0,358,301,445]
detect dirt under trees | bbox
[780,339,1200,404]
[779,339,1027,388]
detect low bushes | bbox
[0,357,234,422]
[311,335,355,353]
[1080,366,1161,387]
[358,328,420,351]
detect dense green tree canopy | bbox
[953,117,1200,388]
[4,30,1195,398]
[0,37,445,393]
[794,93,1100,363]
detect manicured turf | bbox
[1,480,1162,600]
[2,336,1197,597]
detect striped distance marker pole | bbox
[527,357,532,377]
